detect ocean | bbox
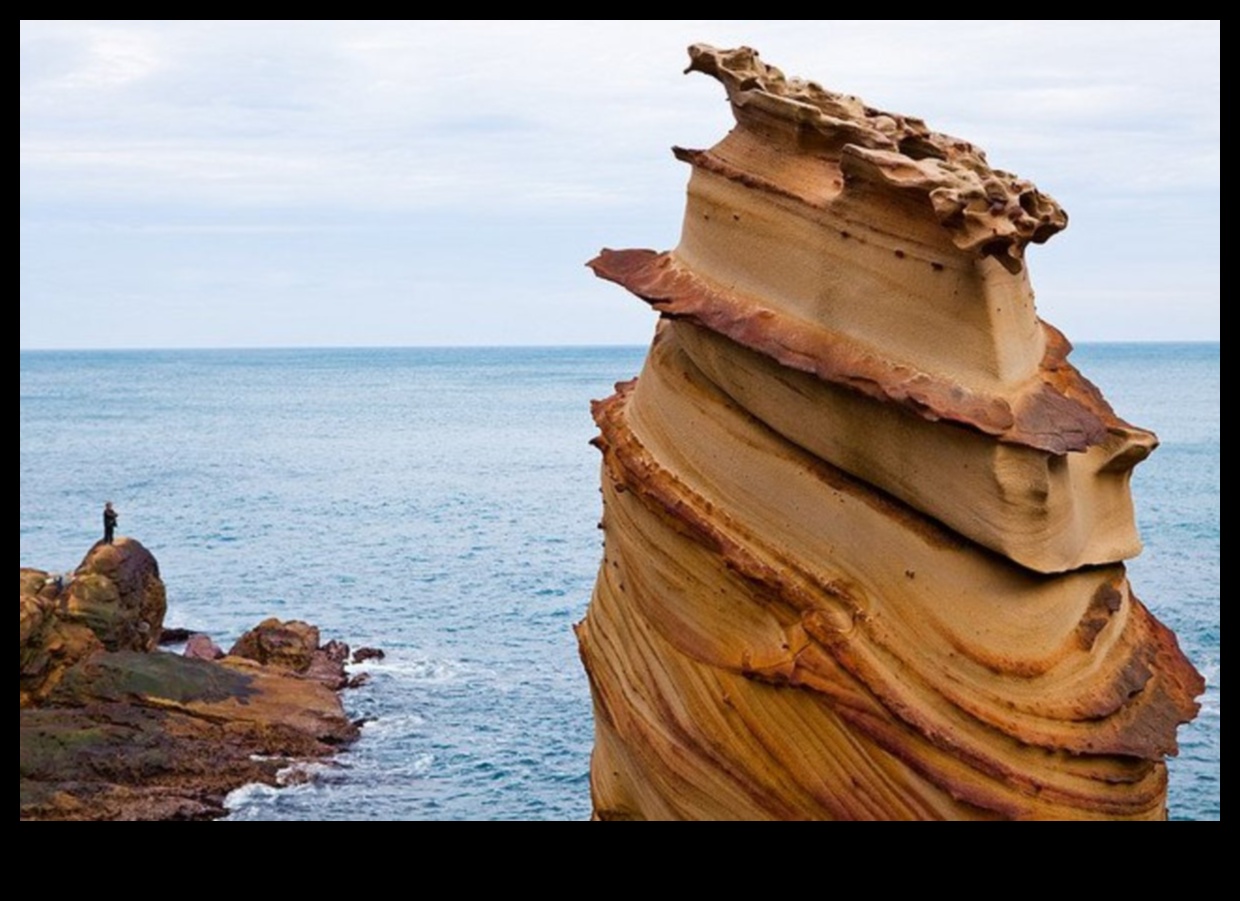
[19,343,1220,821]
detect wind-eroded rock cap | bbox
[686,43,1067,272]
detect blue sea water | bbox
[19,343,1220,820]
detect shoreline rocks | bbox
[20,539,362,821]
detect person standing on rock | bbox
[103,502,118,545]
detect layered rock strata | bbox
[576,45,1204,820]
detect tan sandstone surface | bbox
[576,45,1204,820]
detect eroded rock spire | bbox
[576,45,1202,820]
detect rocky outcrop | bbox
[183,633,224,661]
[19,541,360,821]
[576,45,1204,820]
[230,618,321,673]
[64,537,167,652]
[20,537,165,706]
[20,570,101,708]
[229,621,355,690]
[353,647,385,664]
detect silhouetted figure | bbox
[103,502,118,545]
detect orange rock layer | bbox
[576,45,1203,820]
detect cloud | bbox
[19,20,1220,346]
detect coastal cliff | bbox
[576,45,1204,820]
[20,538,359,820]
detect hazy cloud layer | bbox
[21,20,1219,347]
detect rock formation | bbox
[576,45,1204,820]
[66,538,168,652]
[20,540,359,820]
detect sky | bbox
[20,20,1220,349]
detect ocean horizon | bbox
[20,342,1220,820]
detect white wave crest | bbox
[349,653,465,684]
[276,760,334,786]
[223,780,282,813]
[360,712,426,736]
[410,753,435,776]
